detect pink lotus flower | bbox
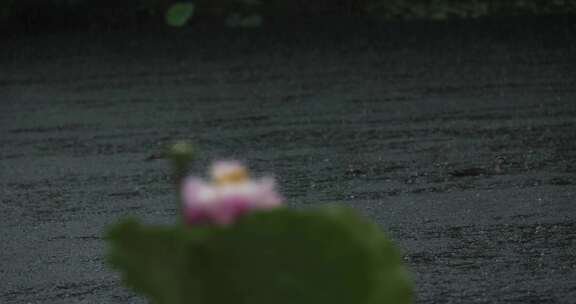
[182,161,283,226]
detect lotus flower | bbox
[182,161,283,226]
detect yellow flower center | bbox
[214,168,249,185]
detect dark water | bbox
[1,19,575,303]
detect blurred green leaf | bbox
[204,207,413,304]
[165,2,195,27]
[107,208,413,304]
[107,218,212,304]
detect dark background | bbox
[1,0,576,32]
[1,1,576,303]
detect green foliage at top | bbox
[364,0,576,20]
[165,3,195,27]
[2,0,576,30]
[107,207,413,304]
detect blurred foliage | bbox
[364,0,576,20]
[1,0,575,30]
[165,3,195,28]
[107,207,413,304]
